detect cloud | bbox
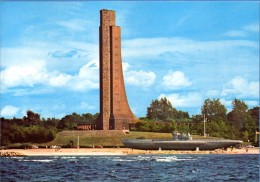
[206,90,220,97]
[49,50,78,58]
[122,62,130,71]
[224,22,259,38]
[80,102,96,110]
[244,100,259,107]
[122,37,258,60]
[162,70,191,90]
[70,59,99,91]
[1,47,49,68]
[0,58,99,94]
[0,60,48,89]
[243,22,259,32]
[159,92,203,108]
[57,19,89,32]
[125,70,156,87]
[49,73,73,87]
[225,30,246,37]
[1,105,20,118]
[221,76,259,99]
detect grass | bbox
[6,131,221,148]
[42,130,218,148]
[42,130,173,147]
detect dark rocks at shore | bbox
[0,151,26,157]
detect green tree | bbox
[176,111,190,120]
[227,99,257,141]
[57,112,98,130]
[202,98,227,122]
[58,114,77,129]
[199,98,233,138]
[23,110,41,126]
[43,117,60,128]
[146,97,178,121]
[227,99,248,132]
[82,113,98,124]
[135,120,150,132]
[248,107,259,130]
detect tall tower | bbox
[97,9,137,130]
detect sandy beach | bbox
[1,147,259,156]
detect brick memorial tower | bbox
[96,9,138,130]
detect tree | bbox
[227,99,257,141]
[135,120,150,132]
[43,118,60,128]
[201,98,227,122]
[248,107,259,130]
[58,114,77,129]
[176,111,190,119]
[200,98,234,138]
[82,113,98,123]
[227,99,248,132]
[57,112,98,130]
[23,110,41,126]
[146,97,178,121]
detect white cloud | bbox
[1,105,20,118]
[162,70,191,90]
[225,30,246,37]
[244,100,259,107]
[224,23,259,38]
[80,102,96,110]
[206,90,220,97]
[244,23,259,32]
[0,57,99,94]
[122,62,130,71]
[70,60,99,91]
[49,73,73,87]
[0,60,48,89]
[221,76,259,98]
[122,37,258,60]
[57,19,89,32]
[219,98,232,108]
[159,92,203,108]
[125,70,156,87]
[1,47,49,68]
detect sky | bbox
[0,1,259,119]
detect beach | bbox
[1,147,259,156]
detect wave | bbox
[153,156,197,162]
[10,157,24,159]
[18,159,54,162]
[112,159,135,162]
[60,156,77,159]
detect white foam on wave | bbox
[175,158,197,161]
[18,159,54,162]
[79,156,90,159]
[112,159,135,162]
[155,156,177,162]
[10,157,24,159]
[154,156,197,162]
[60,156,77,159]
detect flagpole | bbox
[77,136,80,149]
[204,114,206,137]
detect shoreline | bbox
[1,147,259,156]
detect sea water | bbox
[1,155,259,181]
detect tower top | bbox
[100,9,115,12]
[100,9,115,26]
